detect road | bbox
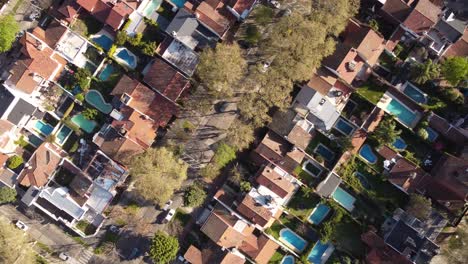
[0,203,95,264]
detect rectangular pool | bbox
[307,241,331,264]
[34,120,54,136]
[56,125,72,145]
[334,118,355,136]
[308,204,330,225]
[314,144,335,162]
[403,83,427,104]
[332,187,356,212]
[385,99,418,127]
[279,228,308,253]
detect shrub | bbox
[0,187,16,204]
[393,44,404,57]
[149,232,179,264]
[75,93,85,102]
[141,41,158,56]
[417,128,429,140]
[82,108,98,120]
[45,134,56,143]
[14,136,28,148]
[127,33,143,47]
[240,181,251,193]
[7,155,23,170]
[75,68,92,90]
[245,24,261,44]
[184,184,207,207]
[115,31,127,46]
[369,19,379,32]
[108,45,117,57]
[213,143,236,168]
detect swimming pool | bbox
[34,120,54,136]
[91,34,113,51]
[332,187,356,212]
[85,90,112,114]
[170,0,187,8]
[355,172,371,189]
[28,134,43,147]
[142,0,162,17]
[314,144,335,162]
[308,204,330,225]
[303,160,323,177]
[385,99,418,127]
[359,144,377,164]
[279,228,308,253]
[307,241,330,264]
[425,127,438,142]
[334,118,355,136]
[114,47,138,69]
[56,125,72,145]
[98,64,115,81]
[393,137,407,150]
[71,114,97,133]
[403,83,427,104]
[280,255,295,264]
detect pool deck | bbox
[376,91,422,128]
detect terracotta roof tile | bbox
[76,0,99,12]
[256,166,295,198]
[184,245,203,264]
[236,195,272,227]
[230,0,256,14]
[195,1,232,37]
[239,234,279,264]
[105,7,125,30]
[403,0,441,34]
[57,0,79,23]
[380,0,411,23]
[32,20,67,48]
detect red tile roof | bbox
[402,0,441,33]
[57,0,79,23]
[195,1,233,37]
[380,0,411,23]
[239,234,279,264]
[230,0,256,15]
[256,166,295,198]
[361,230,412,264]
[184,245,203,264]
[236,195,273,227]
[444,30,468,57]
[143,58,190,102]
[76,0,99,12]
[104,7,125,30]
[32,20,67,48]
[111,106,157,148]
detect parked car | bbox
[162,200,173,211]
[59,252,70,261]
[162,209,176,224]
[15,220,28,231]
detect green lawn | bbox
[286,187,321,221]
[268,250,285,264]
[293,166,317,187]
[333,215,366,257]
[355,77,387,105]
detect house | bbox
[183,245,246,264]
[443,29,468,57]
[226,0,257,21]
[378,0,411,26]
[200,205,279,264]
[0,85,40,129]
[157,37,199,76]
[361,229,413,264]
[400,0,440,36]
[55,0,80,24]
[381,208,446,264]
[75,0,135,31]
[268,109,315,150]
[255,165,297,200]
[164,9,218,50]
[0,153,18,188]
[31,20,68,49]
[236,187,284,229]
[428,112,467,145]
[0,120,16,153]
[21,146,128,237]
[425,153,468,214]
[3,31,66,95]
[143,57,190,102]
[252,131,305,175]
[315,172,342,197]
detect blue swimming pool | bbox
[142,0,162,17]
[98,64,115,81]
[426,127,438,142]
[85,90,112,114]
[332,186,356,212]
[279,228,308,253]
[314,144,335,162]
[403,83,427,104]
[170,0,187,8]
[334,118,355,136]
[308,204,331,225]
[280,255,295,264]
[34,120,54,136]
[359,144,377,164]
[71,114,97,133]
[393,137,407,150]
[307,241,330,264]
[28,134,43,147]
[56,125,72,145]
[355,172,371,189]
[385,99,418,127]
[114,48,137,69]
[91,34,113,51]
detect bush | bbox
[14,136,29,148]
[108,45,117,57]
[75,93,85,102]
[149,232,179,264]
[417,128,429,140]
[0,187,16,204]
[7,155,23,170]
[75,68,91,90]
[115,31,127,46]
[82,108,98,120]
[369,19,379,32]
[127,33,143,47]
[393,44,404,57]
[141,41,158,56]
[184,184,207,207]
[213,143,236,168]
[245,24,261,44]
[240,181,251,193]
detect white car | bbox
[15,220,28,231]
[59,252,70,261]
[162,209,176,224]
[162,200,173,211]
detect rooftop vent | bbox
[348,60,357,71]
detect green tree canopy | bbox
[130,148,188,206]
[441,56,468,86]
[7,155,23,170]
[149,232,179,264]
[411,59,440,84]
[184,184,207,207]
[406,194,432,221]
[0,15,19,53]
[0,187,16,204]
[224,119,254,151]
[196,43,247,98]
[0,217,35,263]
[373,117,401,146]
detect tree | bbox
[228,165,243,186]
[240,181,251,193]
[417,128,429,140]
[130,148,188,206]
[82,108,98,120]
[411,59,440,84]
[441,56,468,86]
[0,217,35,263]
[0,15,19,53]
[319,222,333,242]
[224,119,254,151]
[149,232,179,264]
[213,143,236,168]
[196,43,247,98]
[406,194,432,221]
[75,68,91,90]
[184,184,206,207]
[369,19,379,32]
[373,117,401,146]
[7,155,23,170]
[0,187,16,204]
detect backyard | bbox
[355,76,388,105]
[286,188,322,221]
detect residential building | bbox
[184,0,235,39]
[361,229,413,264]
[315,172,342,197]
[428,112,467,146]
[157,37,199,76]
[268,108,315,150]
[75,0,135,31]
[183,245,246,264]
[443,29,468,57]
[226,0,257,21]
[0,152,18,188]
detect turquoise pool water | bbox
[71,114,97,133]
[386,99,417,127]
[143,0,162,17]
[334,118,355,136]
[308,204,331,225]
[56,125,72,145]
[393,137,407,150]
[115,48,137,69]
[314,144,335,161]
[279,228,308,252]
[280,255,294,264]
[332,187,356,212]
[98,64,115,81]
[34,120,54,136]
[359,144,377,164]
[307,241,330,264]
[85,90,112,114]
[403,83,427,104]
[426,127,438,142]
[91,34,113,51]
[170,0,186,8]
[28,134,43,147]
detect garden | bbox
[341,93,375,127]
[304,131,344,170]
[355,76,388,105]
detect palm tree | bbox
[411,59,440,84]
[373,117,401,146]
